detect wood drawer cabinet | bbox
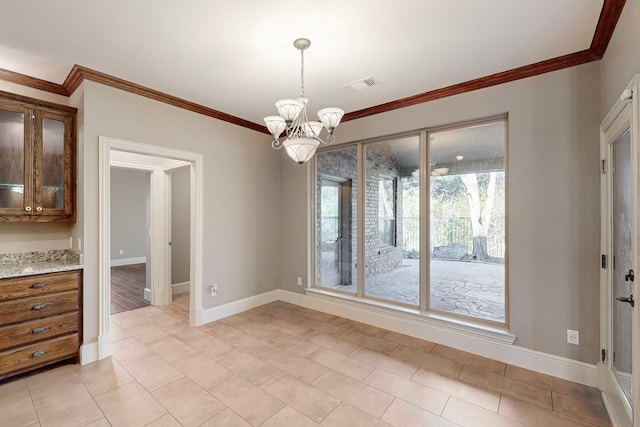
[0,270,81,380]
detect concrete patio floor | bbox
[329,259,505,322]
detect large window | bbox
[314,117,507,325]
[364,138,420,305]
[429,120,506,322]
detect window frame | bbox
[310,114,509,329]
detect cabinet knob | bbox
[36,206,43,212]
[31,327,47,334]
[25,206,32,212]
[31,282,46,289]
[32,350,46,358]
[31,303,47,310]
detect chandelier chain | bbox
[299,48,305,98]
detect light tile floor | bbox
[0,300,612,427]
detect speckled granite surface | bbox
[0,249,83,279]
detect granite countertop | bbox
[0,250,84,279]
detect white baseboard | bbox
[172,281,190,295]
[200,290,280,324]
[144,287,151,301]
[100,285,596,387]
[275,289,598,387]
[110,256,146,267]
[80,335,112,365]
[80,341,99,365]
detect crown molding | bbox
[0,0,626,131]
[0,67,68,96]
[343,49,600,122]
[63,65,266,133]
[590,0,626,57]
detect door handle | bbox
[625,269,634,282]
[616,295,635,307]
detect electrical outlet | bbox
[210,284,218,297]
[567,329,579,345]
[119,249,124,255]
[297,277,303,286]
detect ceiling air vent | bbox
[342,77,379,91]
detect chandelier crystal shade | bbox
[264,38,344,165]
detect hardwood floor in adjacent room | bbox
[111,263,149,314]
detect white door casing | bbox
[98,136,204,360]
[600,74,640,427]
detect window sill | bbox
[304,287,516,345]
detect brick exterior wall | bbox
[316,144,404,285]
[316,148,358,285]
[365,144,403,277]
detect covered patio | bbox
[329,258,505,322]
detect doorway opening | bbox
[98,137,204,360]
[318,176,353,288]
[110,167,151,314]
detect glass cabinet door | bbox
[36,111,73,217]
[0,107,28,212]
[0,92,75,222]
[41,117,66,210]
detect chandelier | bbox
[264,38,344,165]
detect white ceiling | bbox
[0,1,604,127]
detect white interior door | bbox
[601,77,640,427]
[612,126,633,404]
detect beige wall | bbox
[110,168,149,261]
[601,0,640,115]
[77,81,280,347]
[280,62,602,363]
[0,223,72,253]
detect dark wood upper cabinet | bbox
[0,91,76,222]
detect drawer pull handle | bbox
[32,350,46,358]
[32,304,47,310]
[31,283,46,289]
[31,327,47,334]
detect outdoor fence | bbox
[405,216,505,259]
[321,216,505,259]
